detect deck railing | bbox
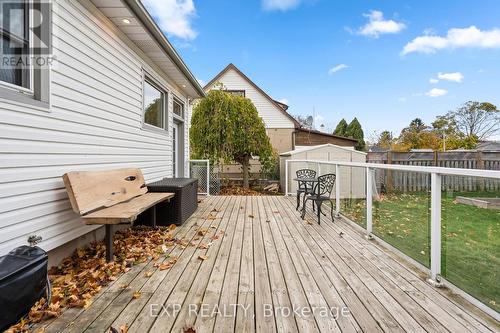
[285,159,500,318]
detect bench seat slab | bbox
[82,192,174,225]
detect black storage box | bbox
[0,246,48,331]
[143,178,198,226]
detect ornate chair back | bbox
[315,174,336,197]
[296,169,317,191]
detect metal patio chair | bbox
[295,169,317,211]
[301,173,336,225]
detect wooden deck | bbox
[39,196,499,333]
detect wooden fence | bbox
[367,151,500,192]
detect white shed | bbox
[280,144,367,199]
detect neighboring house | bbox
[204,64,356,180]
[204,64,357,154]
[0,0,204,263]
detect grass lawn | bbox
[340,191,500,312]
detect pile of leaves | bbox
[219,186,263,196]
[6,225,179,333]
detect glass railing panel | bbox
[441,175,500,312]
[339,166,367,228]
[372,169,431,267]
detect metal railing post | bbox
[366,167,374,237]
[430,172,442,284]
[335,164,341,217]
[285,160,289,196]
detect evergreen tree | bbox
[333,119,348,136]
[346,118,366,151]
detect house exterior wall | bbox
[267,128,295,154]
[205,68,295,129]
[0,0,191,257]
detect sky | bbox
[143,0,500,141]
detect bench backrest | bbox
[63,168,148,215]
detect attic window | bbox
[226,90,245,97]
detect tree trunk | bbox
[241,156,250,189]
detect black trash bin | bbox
[144,178,198,226]
[0,246,49,331]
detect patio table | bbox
[293,177,320,215]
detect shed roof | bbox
[280,143,367,157]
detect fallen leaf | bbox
[248,214,255,219]
[120,323,129,333]
[132,291,141,299]
[144,271,153,278]
[184,327,197,333]
[168,224,177,231]
[198,255,208,261]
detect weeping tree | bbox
[190,90,273,188]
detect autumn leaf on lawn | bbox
[132,291,141,299]
[120,324,129,333]
[198,255,208,261]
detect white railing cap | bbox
[287,159,500,179]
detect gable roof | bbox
[204,63,300,127]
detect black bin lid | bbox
[0,246,47,281]
[147,178,198,189]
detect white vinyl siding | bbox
[206,68,295,129]
[0,0,190,256]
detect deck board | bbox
[41,196,499,333]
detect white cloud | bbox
[437,72,464,83]
[142,0,197,40]
[402,26,500,55]
[328,64,349,74]
[357,10,406,38]
[429,78,439,84]
[425,88,448,97]
[262,0,301,11]
[278,98,289,105]
[398,97,407,103]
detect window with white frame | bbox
[0,0,30,89]
[173,97,184,119]
[143,77,167,130]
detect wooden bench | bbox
[62,168,174,261]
